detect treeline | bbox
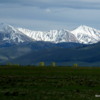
[0,62,79,68]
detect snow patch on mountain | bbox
[18,28,78,43]
[71,25,100,44]
[0,23,32,43]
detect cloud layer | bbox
[0,0,100,30]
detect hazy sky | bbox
[0,0,100,30]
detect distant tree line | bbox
[0,62,78,67]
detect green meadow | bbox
[0,65,100,100]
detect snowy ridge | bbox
[0,23,100,44]
[71,25,100,44]
[18,28,78,43]
[0,23,32,43]
[18,25,100,44]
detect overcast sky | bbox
[0,0,100,31]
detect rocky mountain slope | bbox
[1,23,100,44]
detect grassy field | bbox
[0,66,100,100]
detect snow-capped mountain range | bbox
[18,28,78,43]
[0,23,33,44]
[0,23,100,44]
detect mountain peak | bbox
[73,25,99,34]
[71,25,100,44]
[0,23,12,28]
[76,25,93,30]
[0,23,33,43]
[0,23,16,32]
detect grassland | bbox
[0,66,100,100]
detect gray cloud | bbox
[1,0,100,10]
[22,0,100,10]
[0,0,100,30]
